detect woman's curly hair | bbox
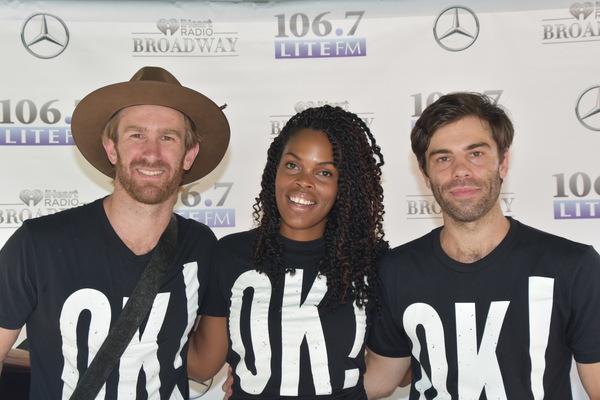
[251,105,388,308]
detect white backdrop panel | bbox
[1,1,598,399]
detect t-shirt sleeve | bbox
[199,242,228,318]
[193,225,217,316]
[569,245,600,364]
[0,224,38,329]
[367,255,412,358]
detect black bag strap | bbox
[69,215,178,400]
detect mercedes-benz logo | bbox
[21,13,70,59]
[433,6,480,52]
[576,85,600,131]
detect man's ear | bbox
[183,143,200,171]
[499,149,510,179]
[103,138,117,165]
[420,166,432,189]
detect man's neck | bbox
[103,187,177,256]
[439,207,510,264]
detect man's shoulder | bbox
[217,229,256,246]
[501,219,600,276]
[2,200,102,252]
[23,199,101,232]
[213,229,256,257]
[513,218,595,255]
[174,215,218,253]
[388,229,437,255]
[176,213,216,237]
[377,229,438,274]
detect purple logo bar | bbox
[176,208,235,227]
[554,199,600,219]
[275,38,366,59]
[0,127,74,145]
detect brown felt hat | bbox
[71,66,230,184]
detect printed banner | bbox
[1,1,598,398]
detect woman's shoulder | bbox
[216,229,258,252]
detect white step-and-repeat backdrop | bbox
[1,0,598,398]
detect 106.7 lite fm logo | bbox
[175,182,235,227]
[553,172,600,219]
[275,10,366,59]
[0,99,74,145]
[407,90,516,219]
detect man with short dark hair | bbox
[365,92,600,399]
[0,66,230,398]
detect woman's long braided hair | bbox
[251,105,388,308]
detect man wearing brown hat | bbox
[0,66,230,399]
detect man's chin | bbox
[127,185,174,205]
[115,168,184,205]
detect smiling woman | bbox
[188,105,389,399]
[275,128,339,241]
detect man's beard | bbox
[430,170,503,223]
[115,157,184,205]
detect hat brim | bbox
[71,80,230,185]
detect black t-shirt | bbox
[368,217,600,399]
[203,229,368,399]
[0,198,216,399]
